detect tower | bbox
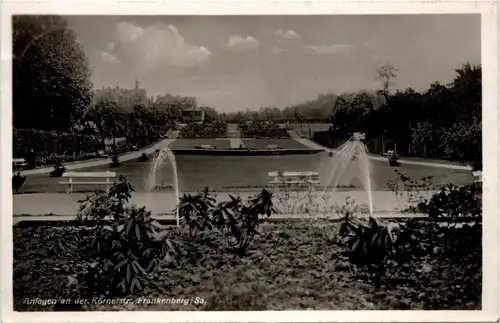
[135,77,139,90]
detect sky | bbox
[66,15,481,112]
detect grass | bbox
[18,152,474,194]
[242,139,312,149]
[170,139,231,149]
[13,221,481,311]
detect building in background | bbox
[94,78,147,107]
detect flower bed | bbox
[13,218,480,311]
[178,121,227,139]
[240,121,290,139]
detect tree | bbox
[375,63,398,99]
[13,15,93,131]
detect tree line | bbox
[221,63,481,169]
[12,16,181,160]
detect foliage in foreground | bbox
[177,187,275,255]
[334,176,482,306]
[13,218,481,311]
[76,177,178,297]
[12,173,482,310]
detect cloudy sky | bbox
[66,15,480,112]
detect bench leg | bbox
[66,178,73,193]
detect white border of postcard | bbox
[1,1,499,322]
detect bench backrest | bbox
[63,171,116,178]
[268,171,319,183]
[13,158,27,166]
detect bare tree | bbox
[375,63,398,98]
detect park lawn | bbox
[17,152,474,194]
[170,139,231,149]
[13,221,481,311]
[242,139,311,149]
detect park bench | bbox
[268,171,320,189]
[13,158,28,169]
[59,171,116,193]
[383,150,395,158]
[266,145,282,150]
[196,144,214,149]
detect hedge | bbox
[13,128,104,160]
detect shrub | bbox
[177,187,275,256]
[212,189,275,256]
[76,177,179,297]
[13,128,103,160]
[338,213,401,284]
[177,187,217,238]
[138,153,149,162]
[239,121,290,139]
[344,174,482,307]
[387,170,435,212]
[12,172,26,193]
[418,182,482,222]
[178,121,227,139]
[49,160,66,177]
[110,155,120,168]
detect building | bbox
[181,107,205,123]
[94,78,147,107]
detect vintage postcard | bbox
[1,0,499,322]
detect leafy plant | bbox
[110,155,120,168]
[419,182,481,223]
[387,170,435,213]
[176,186,217,237]
[12,172,26,194]
[213,189,275,256]
[138,153,149,162]
[76,176,178,297]
[176,187,276,256]
[338,213,401,284]
[388,154,400,166]
[49,160,66,177]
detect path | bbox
[13,212,428,225]
[227,123,244,149]
[13,190,436,216]
[18,131,180,176]
[288,130,472,171]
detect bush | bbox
[239,121,290,139]
[418,182,482,222]
[76,177,179,297]
[177,187,275,256]
[138,153,149,162]
[178,121,227,139]
[110,155,120,168]
[339,174,482,308]
[13,128,103,160]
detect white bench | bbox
[268,171,320,190]
[59,171,116,193]
[383,150,396,158]
[13,158,28,169]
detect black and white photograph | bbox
[2,1,499,322]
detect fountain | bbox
[319,133,374,216]
[145,147,180,226]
